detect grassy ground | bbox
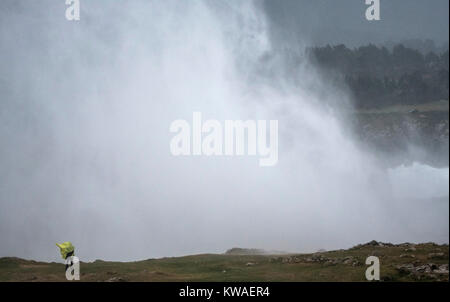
[0,242,448,282]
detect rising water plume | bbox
[0,1,448,261]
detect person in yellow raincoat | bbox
[56,242,75,272]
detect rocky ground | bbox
[0,240,448,282]
[272,240,449,282]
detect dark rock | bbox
[396,263,415,274]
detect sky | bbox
[262,0,449,47]
[0,0,448,262]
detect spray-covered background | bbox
[0,0,448,262]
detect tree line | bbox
[308,43,449,108]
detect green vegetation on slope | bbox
[0,241,448,282]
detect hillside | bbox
[352,100,449,167]
[0,241,448,282]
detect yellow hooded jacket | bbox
[56,242,75,259]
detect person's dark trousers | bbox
[65,251,75,272]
